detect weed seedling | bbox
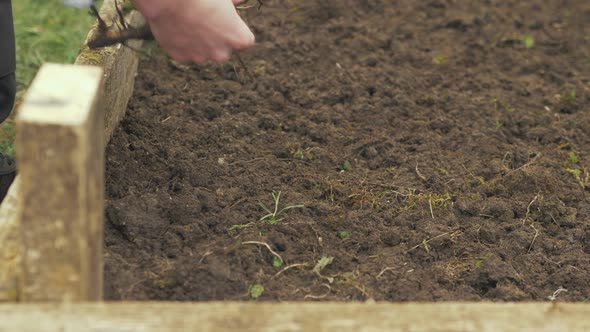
[339,231,350,240]
[248,283,265,300]
[272,256,284,267]
[558,89,578,113]
[432,55,449,65]
[259,191,304,225]
[523,34,535,49]
[339,160,352,173]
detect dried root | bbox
[87,0,153,49]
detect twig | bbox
[198,250,213,264]
[429,198,434,219]
[234,53,254,81]
[406,231,454,253]
[521,194,539,225]
[304,284,331,300]
[548,213,559,226]
[548,287,568,301]
[88,24,153,49]
[376,267,397,279]
[336,62,356,81]
[515,152,541,172]
[242,241,284,263]
[415,164,427,182]
[272,263,309,279]
[89,4,108,32]
[527,223,539,253]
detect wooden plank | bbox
[0,178,21,301]
[0,302,588,331]
[0,0,144,300]
[75,1,145,144]
[16,63,104,301]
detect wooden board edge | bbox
[0,302,589,332]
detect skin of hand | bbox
[131,0,254,63]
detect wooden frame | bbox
[0,0,588,329]
[17,63,105,301]
[0,302,589,331]
[0,0,143,300]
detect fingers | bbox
[139,0,256,65]
[228,15,256,49]
[232,0,245,5]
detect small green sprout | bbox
[569,152,579,164]
[248,283,265,300]
[495,119,502,130]
[523,34,535,49]
[567,168,581,178]
[259,191,305,225]
[340,160,352,172]
[339,231,350,239]
[272,256,284,267]
[562,89,577,104]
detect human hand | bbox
[132,0,255,63]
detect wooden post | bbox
[16,63,105,301]
[0,0,143,301]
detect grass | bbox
[259,191,305,225]
[0,0,96,155]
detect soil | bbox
[104,0,590,302]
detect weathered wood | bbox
[0,302,588,332]
[75,1,145,144]
[16,63,104,301]
[0,178,21,301]
[0,0,144,300]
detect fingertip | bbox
[234,29,255,49]
[211,49,231,63]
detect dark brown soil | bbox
[104,0,590,302]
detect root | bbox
[303,284,331,300]
[527,224,539,253]
[376,267,397,279]
[88,24,153,49]
[272,263,309,279]
[406,231,457,253]
[242,241,284,264]
[521,194,539,224]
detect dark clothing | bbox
[0,0,16,202]
[0,0,15,122]
[0,0,16,77]
[0,72,15,123]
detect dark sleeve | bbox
[0,0,16,77]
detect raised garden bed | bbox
[103,0,590,302]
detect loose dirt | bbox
[104,0,590,301]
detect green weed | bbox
[259,191,304,225]
[272,256,284,267]
[339,160,352,172]
[522,34,535,49]
[248,283,265,299]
